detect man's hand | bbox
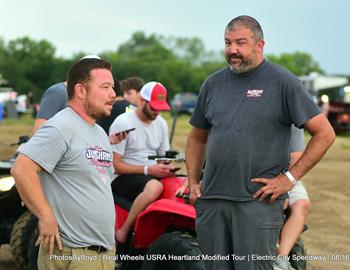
[148,163,176,178]
[109,132,128,145]
[176,180,188,196]
[11,155,62,255]
[35,213,62,255]
[189,183,202,205]
[252,174,293,204]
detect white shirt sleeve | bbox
[157,117,170,156]
[20,125,67,174]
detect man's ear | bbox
[139,96,147,105]
[257,39,265,50]
[74,84,86,99]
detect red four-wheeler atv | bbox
[0,136,39,270]
[114,150,205,270]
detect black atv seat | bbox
[113,193,132,211]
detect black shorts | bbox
[112,174,155,202]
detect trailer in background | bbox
[300,73,350,132]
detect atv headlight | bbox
[0,176,15,192]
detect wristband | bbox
[284,170,298,186]
[144,166,148,176]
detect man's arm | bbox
[113,153,176,179]
[109,131,128,145]
[253,113,335,202]
[185,127,209,204]
[11,154,62,254]
[289,113,335,179]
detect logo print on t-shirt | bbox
[85,146,113,174]
[246,89,264,97]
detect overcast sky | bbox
[0,0,348,75]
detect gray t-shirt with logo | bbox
[21,107,116,249]
[190,60,320,201]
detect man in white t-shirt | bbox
[110,81,176,243]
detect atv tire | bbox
[10,211,39,270]
[289,237,307,270]
[140,231,205,270]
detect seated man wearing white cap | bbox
[110,81,176,243]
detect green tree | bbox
[0,36,57,99]
[107,32,184,95]
[0,33,326,104]
[0,38,5,65]
[267,51,324,76]
[102,31,225,96]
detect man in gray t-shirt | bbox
[11,58,125,270]
[186,16,335,270]
[32,56,103,134]
[32,82,67,133]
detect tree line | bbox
[0,32,324,101]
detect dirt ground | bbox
[300,135,350,270]
[0,116,349,269]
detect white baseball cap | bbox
[140,82,171,111]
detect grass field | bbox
[0,113,191,160]
[1,113,350,270]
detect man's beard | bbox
[85,98,111,120]
[142,104,157,121]
[226,51,258,74]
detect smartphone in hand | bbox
[109,128,134,144]
[117,128,135,134]
[170,167,181,173]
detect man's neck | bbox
[135,108,152,124]
[67,100,95,125]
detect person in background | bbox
[110,81,175,244]
[96,80,131,134]
[0,102,4,123]
[275,126,311,270]
[32,82,67,133]
[32,55,101,134]
[120,76,144,107]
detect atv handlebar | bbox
[148,150,185,162]
[176,192,190,204]
[10,136,30,146]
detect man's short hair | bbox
[66,58,112,100]
[120,77,145,93]
[226,15,264,42]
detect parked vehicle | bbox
[300,73,350,132]
[170,92,197,115]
